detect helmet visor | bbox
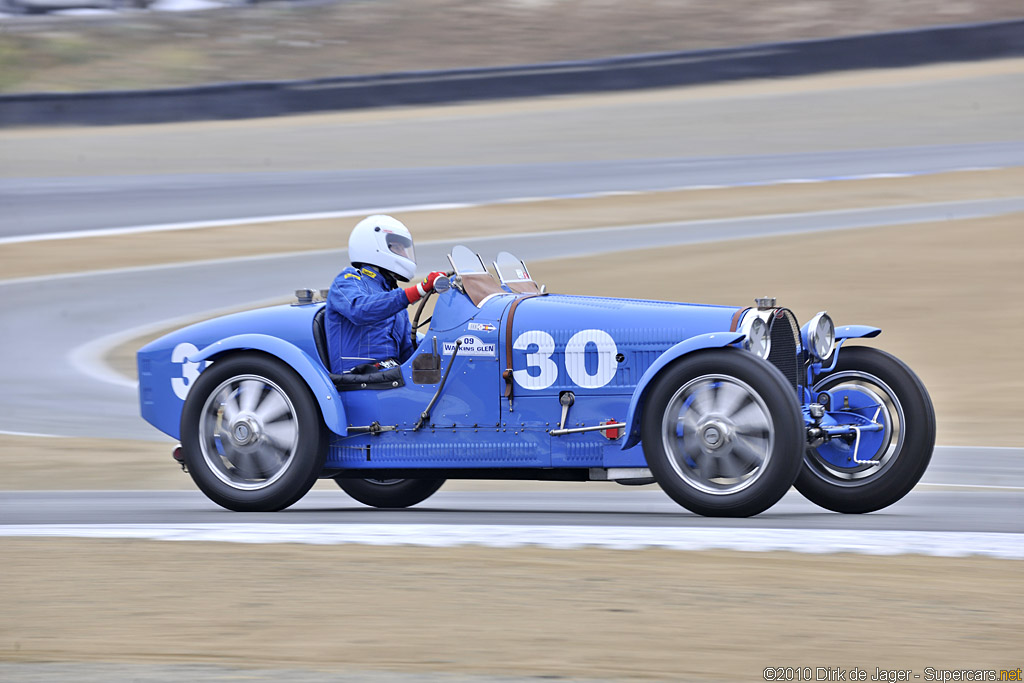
[385,232,415,263]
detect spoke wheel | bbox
[641,349,803,517]
[663,374,775,495]
[334,477,446,508]
[199,374,299,491]
[796,346,934,514]
[181,354,326,512]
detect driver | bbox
[325,215,445,373]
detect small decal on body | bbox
[467,322,496,332]
[443,335,496,356]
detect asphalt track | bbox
[2,448,1023,531]
[4,142,1024,238]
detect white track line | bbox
[0,167,1005,246]
[1,524,1021,559]
[0,202,471,246]
[0,430,64,438]
[916,483,1024,492]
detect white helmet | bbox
[348,214,417,281]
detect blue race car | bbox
[138,246,935,517]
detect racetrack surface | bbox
[4,143,1024,238]
[5,60,1023,180]
[3,447,1022,559]
[1,458,1021,534]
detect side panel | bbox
[326,429,551,469]
[357,293,513,431]
[620,332,746,449]
[138,305,348,440]
[138,303,329,439]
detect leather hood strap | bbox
[730,306,752,332]
[502,293,545,400]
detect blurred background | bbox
[1,2,1023,681]
[1,0,1022,92]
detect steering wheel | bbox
[410,271,453,347]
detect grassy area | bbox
[1,0,1021,93]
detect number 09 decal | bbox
[512,329,618,390]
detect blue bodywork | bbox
[138,273,881,476]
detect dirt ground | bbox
[2,0,1021,93]
[1,540,1021,680]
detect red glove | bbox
[404,271,446,304]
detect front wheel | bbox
[180,354,327,512]
[641,349,804,517]
[334,477,446,508]
[796,346,935,514]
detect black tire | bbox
[334,477,446,508]
[641,349,804,517]
[180,354,327,512]
[795,346,935,514]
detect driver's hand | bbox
[423,271,446,291]
[404,271,447,304]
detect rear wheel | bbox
[180,354,327,512]
[796,346,935,513]
[334,477,446,508]
[641,349,803,517]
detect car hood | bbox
[507,293,742,393]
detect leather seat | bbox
[312,306,331,369]
[312,306,404,391]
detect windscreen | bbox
[447,245,505,306]
[448,245,488,275]
[493,251,541,294]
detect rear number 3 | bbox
[513,329,618,390]
[170,342,204,400]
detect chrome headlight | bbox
[740,312,770,359]
[806,311,835,361]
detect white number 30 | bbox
[513,329,618,390]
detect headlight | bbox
[807,311,835,361]
[740,313,770,359]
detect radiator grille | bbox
[767,309,801,391]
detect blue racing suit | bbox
[325,265,414,373]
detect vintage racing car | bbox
[138,246,935,517]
